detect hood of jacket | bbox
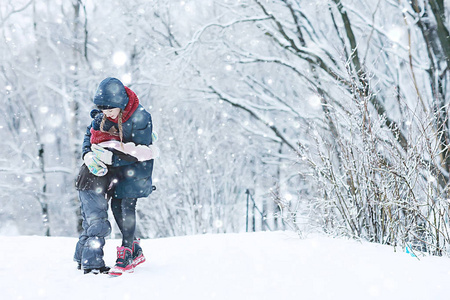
[93,77,128,110]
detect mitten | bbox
[147,144,160,159]
[92,144,113,165]
[83,152,108,176]
[97,141,160,161]
[90,109,103,131]
[129,144,160,161]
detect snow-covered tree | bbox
[1,0,449,256]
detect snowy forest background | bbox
[0,0,449,255]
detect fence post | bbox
[252,198,256,232]
[246,189,250,232]
[245,189,272,232]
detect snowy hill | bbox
[1,231,450,300]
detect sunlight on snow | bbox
[284,193,293,202]
[88,239,101,249]
[93,60,103,70]
[308,94,322,108]
[214,219,223,228]
[121,73,132,85]
[39,106,49,114]
[42,133,56,144]
[113,51,128,67]
[48,115,63,128]
[180,1,195,14]
[387,26,404,43]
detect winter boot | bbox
[83,266,110,275]
[132,239,146,267]
[109,246,134,276]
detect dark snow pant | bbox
[74,165,111,269]
[74,190,111,269]
[111,198,137,248]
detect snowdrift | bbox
[1,231,449,299]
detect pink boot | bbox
[109,246,134,276]
[132,239,146,267]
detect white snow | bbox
[1,231,450,299]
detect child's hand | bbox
[92,144,114,165]
[84,152,108,176]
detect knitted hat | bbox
[93,77,129,110]
[97,105,117,110]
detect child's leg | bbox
[74,164,111,270]
[74,207,88,266]
[111,198,123,233]
[79,190,111,269]
[111,198,137,248]
[121,198,137,247]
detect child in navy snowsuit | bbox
[74,77,158,275]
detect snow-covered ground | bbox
[1,231,450,299]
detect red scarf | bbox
[107,86,139,123]
[90,86,140,144]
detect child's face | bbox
[102,108,121,119]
